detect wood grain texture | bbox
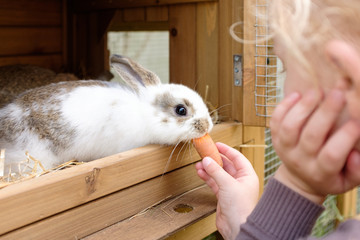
[0,27,62,56]
[242,0,266,126]
[0,122,242,236]
[83,186,216,240]
[0,54,63,71]
[1,164,205,239]
[169,4,196,87]
[165,213,216,240]
[196,2,219,108]
[73,0,217,12]
[0,0,61,26]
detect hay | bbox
[0,149,83,189]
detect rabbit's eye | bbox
[175,104,187,116]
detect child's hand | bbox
[270,89,360,204]
[196,142,259,240]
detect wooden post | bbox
[169,4,197,88]
[241,126,265,196]
[337,188,358,220]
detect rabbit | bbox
[0,55,213,172]
[0,64,79,108]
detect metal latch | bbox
[233,55,242,86]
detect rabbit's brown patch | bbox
[193,118,210,134]
[0,115,24,142]
[154,92,176,112]
[4,80,108,154]
[183,98,195,113]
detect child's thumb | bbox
[202,157,233,188]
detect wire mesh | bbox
[255,0,284,118]
[311,195,339,237]
[264,128,281,185]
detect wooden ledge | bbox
[83,186,217,240]
[0,122,242,238]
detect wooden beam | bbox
[1,164,206,239]
[241,126,265,195]
[0,0,61,26]
[337,188,358,220]
[0,27,62,56]
[242,0,266,126]
[0,122,242,236]
[146,6,169,22]
[72,0,217,12]
[165,213,217,240]
[0,54,63,72]
[83,186,216,240]
[169,4,196,87]
[196,2,219,108]
[218,0,233,121]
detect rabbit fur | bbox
[0,55,213,172]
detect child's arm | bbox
[196,143,259,240]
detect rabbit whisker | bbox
[210,103,232,115]
[175,141,188,162]
[178,140,193,164]
[162,139,183,176]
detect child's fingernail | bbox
[203,157,212,167]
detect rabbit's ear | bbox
[110,55,161,91]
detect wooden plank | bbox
[165,213,217,240]
[62,0,68,67]
[0,122,242,235]
[87,12,108,78]
[0,27,62,56]
[108,10,169,32]
[71,13,88,78]
[0,0,61,26]
[231,0,244,122]
[1,164,205,239]
[241,126,265,195]
[337,188,358,219]
[0,54,63,72]
[123,8,146,22]
[146,6,169,22]
[242,0,266,126]
[73,0,217,12]
[83,186,217,240]
[169,4,196,87]
[218,0,234,121]
[196,2,219,108]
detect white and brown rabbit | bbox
[0,55,213,171]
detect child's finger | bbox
[277,89,323,148]
[299,89,345,155]
[196,168,219,194]
[201,157,235,189]
[318,120,360,176]
[270,92,301,137]
[216,142,253,173]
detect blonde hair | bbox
[269,0,360,78]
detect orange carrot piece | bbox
[192,133,223,167]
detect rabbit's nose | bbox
[193,118,210,134]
